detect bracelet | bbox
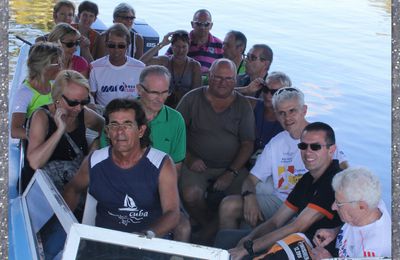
[226,167,239,177]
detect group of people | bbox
[10,1,391,259]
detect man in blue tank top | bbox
[64,98,180,237]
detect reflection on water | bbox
[8,0,391,207]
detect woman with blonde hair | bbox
[48,23,90,78]
[21,70,104,191]
[11,42,62,140]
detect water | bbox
[8,0,391,207]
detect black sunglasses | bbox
[261,85,279,95]
[106,42,127,49]
[193,21,211,27]
[62,95,90,107]
[297,142,331,151]
[61,40,80,48]
[117,15,135,21]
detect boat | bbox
[8,19,230,260]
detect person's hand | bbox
[228,246,248,260]
[247,78,265,94]
[311,246,332,260]
[54,107,67,134]
[243,194,264,227]
[80,35,91,49]
[213,171,235,191]
[313,228,336,247]
[189,158,207,172]
[160,32,174,47]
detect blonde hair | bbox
[48,22,80,42]
[52,70,90,101]
[27,42,62,81]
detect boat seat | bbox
[82,191,97,226]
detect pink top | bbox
[72,55,90,75]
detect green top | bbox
[100,105,186,163]
[237,59,246,76]
[25,80,53,117]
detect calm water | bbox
[9,0,391,207]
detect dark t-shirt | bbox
[285,160,343,240]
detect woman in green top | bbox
[11,42,62,140]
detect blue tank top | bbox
[89,147,167,233]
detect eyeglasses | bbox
[106,42,127,49]
[107,122,137,131]
[261,85,279,95]
[192,21,211,27]
[140,84,171,97]
[211,75,236,83]
[297,142,332,151]
[334,200,359,208]
[62,95,90,107]
[245,53,265,62]
[117,15,135,21]
[60,40,80,48]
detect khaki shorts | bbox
[255,178,283,220]
[179,164,248,195]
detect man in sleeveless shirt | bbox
[64,98,180,238]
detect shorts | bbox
[255,178,283,220]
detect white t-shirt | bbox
[336,200,391,258]
[251,130,347,201]
[89,55,145,107]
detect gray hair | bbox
[266,71,292,88]
[113,3,135,20]
[139,65,171,85]
[272,87,304,110]
[332,167,381,209]
[27,42,63,81]
[209,58,237,77]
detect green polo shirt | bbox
[149,105,186,163]
[100,105,186,163]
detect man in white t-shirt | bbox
[218,87,348,231]
[312,167,391,259]
[90,23,145,107]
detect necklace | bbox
[171,57,188,87]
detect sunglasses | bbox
[261,85,279,95]
[245,53,265,62]
[275,87,299,96]
[117,15,135,21]
[297,142,331,151]
[106,42,127,49]
[62,94,90,107]
[193,21,211,27]
[60,40,80,48]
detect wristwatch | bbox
[226,167,239,177]
[145,230,156,239]
[241,190,254,197]
[243,239,254,256]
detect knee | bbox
[173,213,191,242]
[219,195,242,218]
[181,186,204,204]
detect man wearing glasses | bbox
[311,167,391,259]
[166,9,223,78]
[216,88,347,248]
[227,122,344,259]
[89,23,145,108]
[236,44,274,98]
[176,59,255,244]
[64,98,180,243]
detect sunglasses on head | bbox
[261,85,279,95]
[275,87,299,96]
[106,42,127,49]
[60,40,80,48]
[297,142,331,151]
[193,21,211,27]
[62,94,90,107]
